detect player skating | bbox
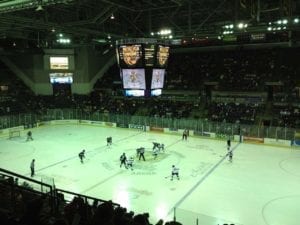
[30,159,35,177]
[153,142,160,150]
[153,147,159,159]
[182,129,188,140]
[78,150,85,163]
[120,153,128,169]
[26,131,33,141]
[171,165,180,181]
[153,142,165,152]
[227,150,233,162]
[160,143,165,152]
[107,136,112,146]
[137,147,145,161]
[227,138,231,148]
[126,157,134,170]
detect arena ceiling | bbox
[0,0,300,47]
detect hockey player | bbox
[126,157,134,170]
[227,138,231,148]
[159,143,165,152]
[153,142,165,152]
[227,144,231,153]
[228,150,233,162]
[171,165,180,181]
[182,129,188,140]
[153,142,160,150]
[78,150,85,163]
[107,136,112,146]
[30,159,35,177]
[26,131,33,141]
[120,153,127,169]
[153,147,159,159]
[138,147,145,161]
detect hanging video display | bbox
[118,44,143,67]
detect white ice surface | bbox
[0,124,300,225]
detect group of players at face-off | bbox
[77,135,180,180]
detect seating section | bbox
[0,173,182,225]
[208,102,262,124]
[0,48,300,126]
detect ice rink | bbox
[0,124,300,225]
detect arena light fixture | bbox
[159,29,172,35]
[237,23,248,29]
[57,38,71,44]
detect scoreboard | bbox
[116,38,170,97]
[157,45,170,67]
[118,44,143,67]
[144,44,155,67]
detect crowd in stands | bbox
[0,60,33,115]
[0,174,181,225]
[208,102,261,124]
[0,47,300,128]
[147,99,194,119]
[272,104,300,128]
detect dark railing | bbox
[0,168,55,214]
[0,168,120,223]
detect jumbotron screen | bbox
[122,69,146,90]
[49,72,73,84]
[117,44,170,68]
[50,56,69,70]
[151,69,165,89]
[156,45,170,67]
[116,39,170,97]
[118,44,143,68]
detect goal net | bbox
[9,130,21,139]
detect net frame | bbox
[9,130,21,139]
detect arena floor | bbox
[0,124,300,225]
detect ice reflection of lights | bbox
[113,183,130,208]
[155,202,168,222]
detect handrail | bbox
[55,188,120,208]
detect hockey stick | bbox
[165,175,171,179]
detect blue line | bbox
[168,142,241,215]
